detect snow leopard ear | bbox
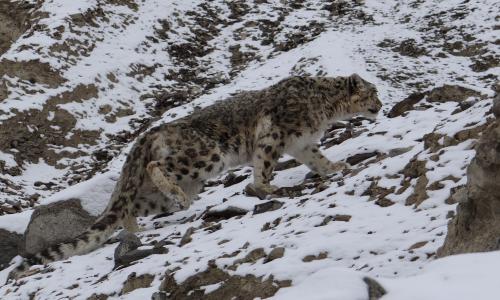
[347,73,366,94]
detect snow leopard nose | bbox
[369,100,382,113]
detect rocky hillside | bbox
[0,0,499,299]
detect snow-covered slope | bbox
[0,0,499,299]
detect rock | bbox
[244,183,270,200]
[405,174,429,207]
[87,294,109,300]
[0,228,22,270]
[222,172,249,187]
[392,38,428,57]
[445,186,467,204]
[316,215,334,226]
[115,246,168,270]
[235,248,267,265]
[253,200,284,214]
[275,159,301,171]
[121,272,155,295]
[388,92,426,118]
[158,265,285,300]
[363,277,387,300]
[454,122,490,142]
[20,198,96,256]
[264,247,285,263]
[316,214,352,226]
[423,132,458,152]
[408,241,428,250]
[302,251,328,262]
[333,214,352,222]
[388,146,413,157]
[438,120,500,257]
[362,181,395,201]
[388,85,482,118]
[273,185,304,198]
[346,151,378,165]
[426,84,482,103]
[202,206,248,222]
[151,292,168,300]
[492,83,500,118]
[114,231,141,267]
[179,227,195,246]
[402,159,426,179]
[375,198,395,207]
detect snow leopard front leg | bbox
[288,144,348,176]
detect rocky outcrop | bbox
[0,1,41,57]
[121,272,155,295]
[20,198,96,256]
[0,229,22,270]
[388,85,483,118]
[438,88,500,256]
[158,264,288,300]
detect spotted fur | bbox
[11,74,381,279]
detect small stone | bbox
[87,293,109,300]
[244,184,269,200]
[273,185,304,198]
[253,200,284,214]
[408,241,428,250]
[363,277,387,300]
[179,227,195,246]
[275,159,301,171]
[388,146,413,157]
[121,273,155,295]
[402,159,427,179]
[114,231,142,263]
[375,198,395,207]
[236,248,267,265]
[388,92,426,118]
[405,175,429,207]
[302,251,328,262]
[222,172,249,187]
[151,292,168,300]
[346,152,378,165]
[316,216,333,227]
[333,214,352,222]
[202,206,248,222]
[264,247,285,263]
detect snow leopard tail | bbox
[10,133,154,280]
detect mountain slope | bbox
[0,0,498,299]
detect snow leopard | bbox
[11,74,382,279]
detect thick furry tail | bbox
[10,211,121,279]
[9,132,152,280]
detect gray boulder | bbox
[0,228,22,270]
[20,198,96,256]
[492,83,500,118]
[438,102,500,256]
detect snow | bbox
[0,210,33,234]
[0,0,499,298]
[0,151,16,168]
[381,251,500,300]
[40,171,115,216]
[272,268,368,300]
